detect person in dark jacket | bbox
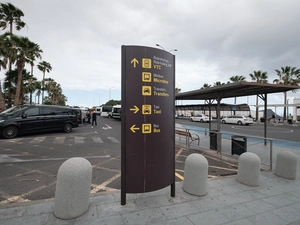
[91,109,97,126]
[86,110,91,125]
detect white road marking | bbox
[74,136,85,144]
[107,137,120,143]
[0,154,23,162]
[231,126,294,133]
[29,136,47,144]
[53,136,66,144]
[102,124,112,130]
[92,137,103,143]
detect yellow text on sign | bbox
[142,86,152,96]
[142,124,152,134]
[142,105,151,115]
[142,58,151,68]
[142,72,151,82]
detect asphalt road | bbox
[177,118,300,143]
[0,116,270,204]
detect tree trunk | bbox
[0,81,6,111]
[42,72,45,104]
[14,66,23,106]
[30,92,32,104]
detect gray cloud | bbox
[3,0,300,106]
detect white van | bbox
[95,106,102,115]
[100,105,113,118]
[112,105,121,120]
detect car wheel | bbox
[237,121,242,125]
[190,118,194,122]
[221,120,226,124]
[2,126,18,139]
[63,123,73,133]
[200,119,204,123]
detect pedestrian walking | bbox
[288,114,293,124]
[86,110,91,125]
[92,109,97,126]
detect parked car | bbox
[221,115,253,125]
[190,114,210,123]
[0,105,80,139]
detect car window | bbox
[40,108,56,115]
[0,105,27,116]
[56,110,75,115]
[24,108,39,117]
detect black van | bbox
[0,105,80,139]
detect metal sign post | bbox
[121,45,175,205]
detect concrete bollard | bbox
[54,157,92,219]
[237,152,261,187]
[275,151,297,180]
[183,153,208,196]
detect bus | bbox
[100,105,113,118]
[111,105,121,120]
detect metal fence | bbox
[175,126,274,170]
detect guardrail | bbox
[175,126,274,170]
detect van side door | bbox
[18,107,43,133]
[39,107,57,130]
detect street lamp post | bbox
[96,94,102,106]
[106,86,114,101]
[156,44,177,52]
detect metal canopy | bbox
[175,82,300,153]
[175,82,300,100]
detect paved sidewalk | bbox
[0,170,300,225]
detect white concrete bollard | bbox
[54,157,92,219]
[237,152,261,187]
[183,153,208,196]
[275,151,297,180]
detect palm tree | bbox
[0,3,26,33]
[3,69,33,105]
[3,69,17,107]
[8,34,42,105]
[213,81,228,86]
[0,3,26,71]
[43,80,66,106]
[249,71,268,120]
[273,66,300,120]
[200,83,211,89]
[229,75,246,104]
[0,55,7,110]
[34,81,42,104]
[22,72,37,104]
[175,87,181,94]
[37,61,52,104]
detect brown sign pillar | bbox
[121,45,175,205]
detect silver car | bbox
[221,115,253,125]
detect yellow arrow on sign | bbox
[131,58,139,68]
[130,125,140,133]
[130,105,139,114]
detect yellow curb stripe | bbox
[175,172,184,180]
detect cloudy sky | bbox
[3,0,300,114]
